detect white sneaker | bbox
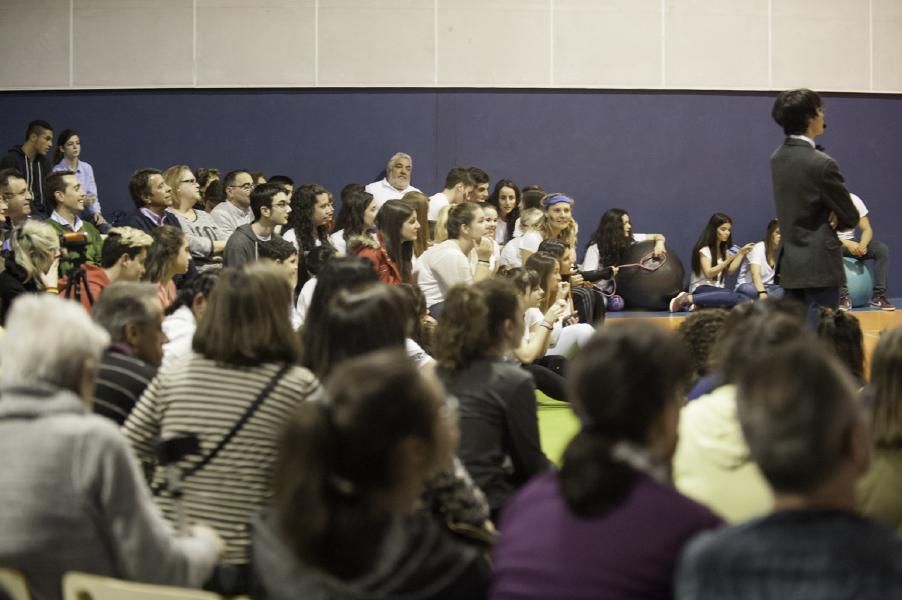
[669,292,691,313]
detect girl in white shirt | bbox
[669,213,754,312]
[328,189,378,256]
[524,252,594,358]
[735,218,784,300]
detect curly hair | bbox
[433,278,521,372]
[588,208,633,267]
[676,308,729,383]
[288,183,333,253]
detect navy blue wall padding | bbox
[1,89,899,294]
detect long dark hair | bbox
[376,199,415,283]
[691,212,733,280]
[487,179,521,244]
[272,349,440,576]
[288,183,334,253]
[560,322,690,517]
[524,252,558,312]
[333,189,375,242]
[588,208,633,267]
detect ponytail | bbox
[559,431,636,517]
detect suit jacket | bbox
[771,138,859,289]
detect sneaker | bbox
[669,292,691,313]
[838,295,852,312]
[870,295,896,311]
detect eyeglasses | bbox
[228,183,254,191]
[180,178,198,185]
[2,189,31,200]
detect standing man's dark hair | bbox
[771,88,823,136]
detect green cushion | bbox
[536,391,580,465]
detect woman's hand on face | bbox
[41,256,60,289]
[475,237,494,261]
[557,281,570,301]
[544,299,566,323]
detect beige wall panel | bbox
[197,0,314,86]
[873,0,902,91]
[437,0,549,86]
[666,0,768,89]
[0,0,70,88]
[772,0,869,91]
[319,0,434,85]
[74,0,193,87]
[554,0,661,87]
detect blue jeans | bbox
[736,282,785,300]
[691,285,751,308]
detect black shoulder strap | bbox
[152,363,292,495]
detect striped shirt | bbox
[94,345,157,425]
[122,352,320,564]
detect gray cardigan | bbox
[0,384,219,600]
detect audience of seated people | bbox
[2,141,902,600]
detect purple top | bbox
[491,471,722,600]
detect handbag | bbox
[151,363,292,496]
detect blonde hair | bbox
[106,226,152,249]
[15,221,59,285]
[519,208,545,232]
[162,164,193,209]
[540,193,578,248]
[402,191,431,256]
[433,204,451,244]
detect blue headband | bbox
[544,194,574,207]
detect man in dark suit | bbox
[770,88,859,311]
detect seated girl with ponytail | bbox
[491,322,722,600]
[253,349,490,599]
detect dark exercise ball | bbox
[616,240,685,311]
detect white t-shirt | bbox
[581,233,650,271]
[365,178,420,209]
[499,230,542,268]
[836,193,868,241]
[405,338,434,368]
[295,277,317,326]
[328,229,348,256]
[494,220,509,245]
[525,306,561,348]
[736,241,776,287]
[428,192,450,222]
[689,246,725,292]
[414,240,472,307]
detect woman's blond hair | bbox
[15,221,59,286]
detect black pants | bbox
[524,362,568,402]
[784,287,839,330]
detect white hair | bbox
[1,294,110,391]
[386,152,412,172]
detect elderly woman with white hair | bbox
[0,294,222,600]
